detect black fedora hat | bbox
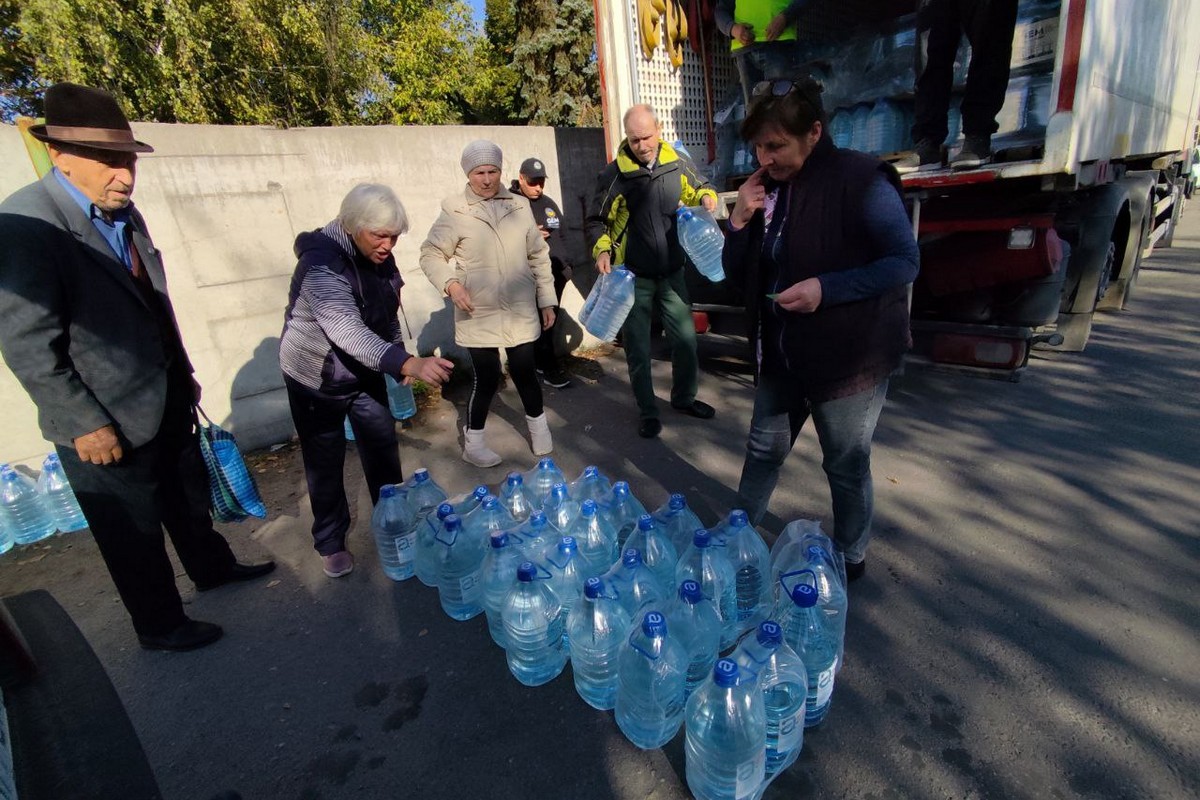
[28,83,153,153]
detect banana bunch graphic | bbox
[637,0,688,66]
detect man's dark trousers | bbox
[55,367,236,637]
[535,263,570,373]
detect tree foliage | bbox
[511,0,600,127]
[459,0,520,124]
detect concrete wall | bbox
[0,123,607,467]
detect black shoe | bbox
[845,559,866,582]
[638,418,662,438]
[138,619,224,652]
[195,560,276,592]
[951,135,992,169]
[671,400,715,419]
[893,138,942,173]
[540,370,572,389]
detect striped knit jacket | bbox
[279,221,411,393]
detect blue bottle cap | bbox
[581,499,597,515]
[692,529,710,548]
[444,514,462,531]
[729,510,749,528]
[379,484,397,499]
[583,466,599,478]
[550,483,567,498]
[641,611,667,637]
[528,511,548,528]
[757,621,783,647]
[506,471,523,486]
[637,514,654,531]
[537,457,556,470]
[45,453,60,466]
[806,545,826,559]
[679,580,703,604]
[789,583,818,608]
[481,495,498,508]
[613,481,629,495]
[713,658,740,687]
[437,503,454,519]
[473,485,489,500]
[669,493,686,510]
[559,536,577,552]
[490,531,509,548]
[412,468,429,482]
[517,562,537,582]
[677,206,694,221]
[622,548,642,567]
[584,576,604,599]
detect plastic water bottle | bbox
[0,466,56,545]
[624,514,678,594]
[569,465,612,504]
[498,471,538,522]
[568,499,618,577]
[653,492,705,555]
[543,535,586,638]
[523,458,566,505]
[343,416,355,441]
[402,468,447,525]
[36,454,87,533]
[731,621,807,787]
[865,99,907,154]
[607,548,668,618]
[582,265,637,342]
[435,514,487,621]
[675,206,726,282]
[714,510,772,639]
[615,610,689,749]
[384,374,417,420]
[502,561,567,686]
[849,103,872,152]
[775,583,838,727]
[577,271,608,329]
[462,494,515,542]
[684,659,767,800]
[514,510,554,563]
[568,576,633,710]
[801,545,849,670]
[541,482,581,533]
[829,109,853,149]
[371,484,417,581]
[604,481,648,551]
[0,513,12,555]
[668,580,723,699]
[481,531,523,648]
[676,529,739,649]
[416,502,456,587]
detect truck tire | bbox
[1053,183,1130,350]
[1097,175,1155,312]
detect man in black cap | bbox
[511,156,573,388]
[0,83,275,652]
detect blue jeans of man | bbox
[735,375,889,564]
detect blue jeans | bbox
[735,376,889,564]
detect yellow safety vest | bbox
[730,0,797,51]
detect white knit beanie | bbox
[461,139,503,175]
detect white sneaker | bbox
[462,426,502,467]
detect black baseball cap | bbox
[519,158,547,179]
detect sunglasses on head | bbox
[752,79,802,98]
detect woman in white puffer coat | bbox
[419,140,558,467]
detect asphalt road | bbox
[2,207,1198,800]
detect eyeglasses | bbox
[751,79,801,99]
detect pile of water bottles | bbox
[370,459,849,799]
[0,454,89,555]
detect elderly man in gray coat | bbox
[0,83,274,651]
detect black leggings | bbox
[467,342,543,429]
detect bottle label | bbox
[814,667,835,707]
[395,532,415,564]
[735,750,766,797]
[459,575,478,595]
[777,710,803,751]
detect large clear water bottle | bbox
[607,548,668,618]
[569,465,612,505]
[435,514,487,621]
[568,576,632,710]
[542,535,586,646]
[775,583,838,727]
[522,457,566,505]
[668,580,722,699]
[384,374,417,420]
[675,206,726,283]
[481,531,523,648]
[402,468,447,526]
[653,492,705,555]
[541,482,581,533]
[849,103,872,152]
[416,502,455,587]
[829,109,854,149]
[684,659,767,800]
[451,484,490,516]
[801,545,849,670]
[514,510,554,563]
[676,529,739,650]
[615,610,688,749]
[731,621,807,788]
[624,514,678,595]
[865,99,907,154]
[582,265,638,342]
[0,512,12,555]
[568,499,618,577]
[498,471,537,523]
[463,494,515,543]
[714,510,772,640]
[371,484,417,581]
[0,465,56,545]
[502,561,567,686]
[577,272,608,329]
[604,481,648,551]
[36,454,87,533]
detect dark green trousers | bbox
[621,269,699,419]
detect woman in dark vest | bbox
[724,77,919,581]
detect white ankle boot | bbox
[526,413,553,456]
[462,426,502,467]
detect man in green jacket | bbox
[586,104,719,439]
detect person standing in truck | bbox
[716,0,809,105]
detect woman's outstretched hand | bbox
[401,355,455,387]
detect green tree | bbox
[460,0,520,124]
[512,0,599,127]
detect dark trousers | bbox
[534,267,569,373]
[621,269,699,420]
[56,369,236,637]
[284,376,402,556]
[912,0,1019,143]
[467,342,543,429]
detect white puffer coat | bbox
[419,185,555,348]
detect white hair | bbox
[337,183,409,236]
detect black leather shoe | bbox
[638,417,662,439]
[195,560,276,592]
[138,619,223,652]
[672,400,716,419]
